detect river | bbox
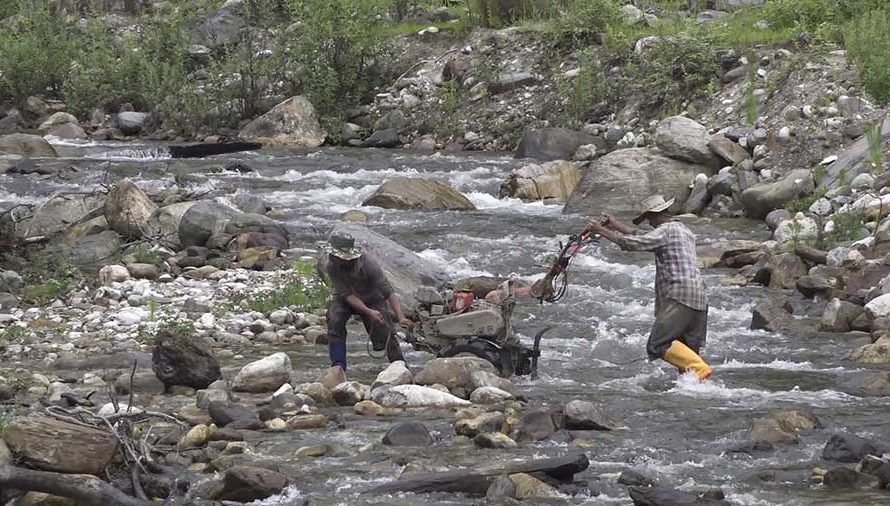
[1,141,888,505]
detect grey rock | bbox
[823,117,890,188]
[563,400,618,430]
[208,401,260,428]
[363,177,474,210]
[765,209,791,231]
[564,148,710,217]
[115,112,147,136]
[820,298,864,332]
[0,133,58,157]
[362,128,400,148]
[512,409,558,442]
[178,200,242,248]
[741,169,815,218]
[708,134,748,164]
[515,128,597,161]
[823,467,879,490]
[746,128,768,148]
[216,466,287,502]
[489,72,538,94]
[683,173,711,214]
[823,433,887,463]
[655,116,722,168]
[152,329,221,389]
[104,178,157,238]
[415,356,496,396]
[382,421,433,446]
[238,96,326,148]
[0,270,23,294]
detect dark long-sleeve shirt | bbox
[325,252,394,303]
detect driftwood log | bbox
[0,465,150,506]
[795,245,828,265]
[366,453,589,495]
[2,415,118,475]
[168,142,261,158]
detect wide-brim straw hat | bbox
[632,195,675,225]
[325,233,362,261]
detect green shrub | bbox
[235,260,329,314]
[844,8,890,105]
[618,34,718,117]
[552,48,616,125]
[286,0,394,127]
[0,2,80,103]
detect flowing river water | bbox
[2,142,889,505]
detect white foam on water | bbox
[279,167,420,183]
[463,191,564,215]
[717,358,847,372]
[669,373,859,407]
[570,252,655,279]
[93,147,172,160]
[44,135,95,146]
[265,184,379,212]
[246,485,305,505]
[415,248,493,278]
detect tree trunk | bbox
[366,453,589,495]
[0,465,149,506]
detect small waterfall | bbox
[94,146,172,160]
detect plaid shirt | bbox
[614,220,707,313]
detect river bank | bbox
[1,142,890,504]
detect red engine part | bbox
[450,290,475,313]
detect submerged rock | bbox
[362,177,475,210]
[382,421,433,447]
[215,465,288,502]
[822,433,886,463]
[563,400,619,431]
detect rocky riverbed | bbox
[0,139,889,505]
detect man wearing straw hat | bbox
[586,195,713,381]
[324,232,413,375]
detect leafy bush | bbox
[617,34,718,116]
[844,8,890,105]
[286,0,394,128]
[236,260,329,314]
[0,2,79,103]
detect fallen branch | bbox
[0,464,149,506]
[794,245,827,265]
[392,47,462,87]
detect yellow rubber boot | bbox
[662,341,713,382]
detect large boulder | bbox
[708,134,748,165]
[323,223,449,309]
[499,160,581,202]
[362,177,475,210]
[38,112,79,131]
[195,3,247,49]
[238,96,326,147]
[2,415,118,475]
[414,356,497,397]
[847,336,890,364]
[822,433,887,463]
[819,298,864,333]
[370,384,470,408]
[839,372,890,397]
[655,116,721,168]
[49,123,88,140]
[104,179,158,238]
[152,328,221,389]
[382,421,434,446]
[231,352,292,393]
[740,169,815,219]
[115,112,147,136]
[178,199,243,248]
[515,128,597,161]
[0,133,58,157]
[0,194,104,241]
[822,116,890,189]
[563,148,708,217]
[146,202,197,249]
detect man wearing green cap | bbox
[324,233,413,373]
